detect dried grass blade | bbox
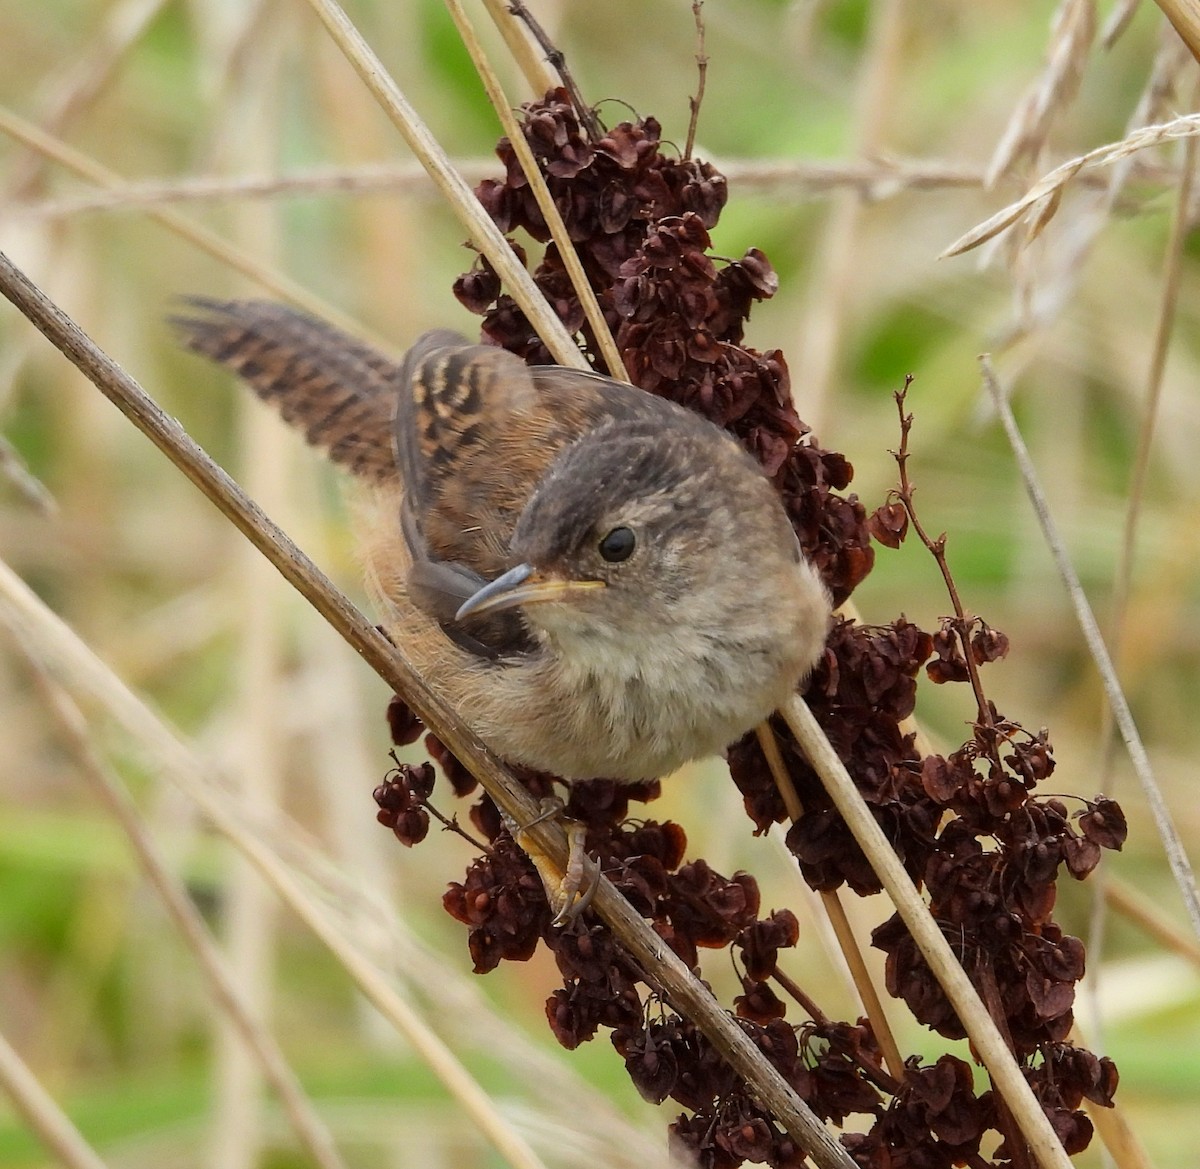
[0,1030,110,1169]
[943,112,1200,257]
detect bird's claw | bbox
[505,798,601,926]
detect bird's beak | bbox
[455,563,606,620]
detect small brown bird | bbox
[175,300,831,783]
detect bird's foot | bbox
[506,797,601,926]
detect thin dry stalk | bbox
[1087,96,1200,977]
[507,3,603,141]
[684,1,708,161]
[1081,1091,1154,1169]
[10,161,490,217]
[296,0,587,371]
[0,252,854,1169]
[6,553,667,1169]
[19,654,349,1169]
[979,355,1200,937]
[780,696,1074,1169]
[1107,116,1197,714]
[0,1031,110,1169]
[1105,877,1200,968]
[481,0,555,96]
[753,724,904,1079]
[11,156,998,221]
[207,46,294,1169]
[442,0,629,381]
[0,105,374,345]
[1102,0,1142,48]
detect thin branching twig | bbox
[507,2,603,141]
[684,1,708,160]
[889,379,994,728]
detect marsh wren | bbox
[175,300,831,784]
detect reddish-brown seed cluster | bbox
[373,759,434,847]
[453,88,873,605]
[372,90,1126,1168]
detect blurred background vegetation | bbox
[1,0,1198,1166]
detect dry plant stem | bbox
[1102,0,1141,48]
[1105,876,1200,968]
[0,1031,110,1169]
[1088,118,1200,993]
[0,254,854,1169]
[481,0,555,95]
[211,61,293,1169]
[507,2,603,141]
[15,161,498,217]
[684,1,708,161]
[0,106,373,346]
[979,355,1200,937]
[442,0,629,382]
[1081,1093,1153,1169]
[1153,0,1200,62]
[1066,1021,1153,1169]
[1103,123,1198,743]
[815,894,904,1076]
[27,156,1164,222]
[754,724,904,1079]
[891,383,993,728]
[19,654,349,1169]
[0,562,553,1169]
[297,0,587,371]
[781,696,1074,1169]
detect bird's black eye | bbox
[598,526,636,563]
